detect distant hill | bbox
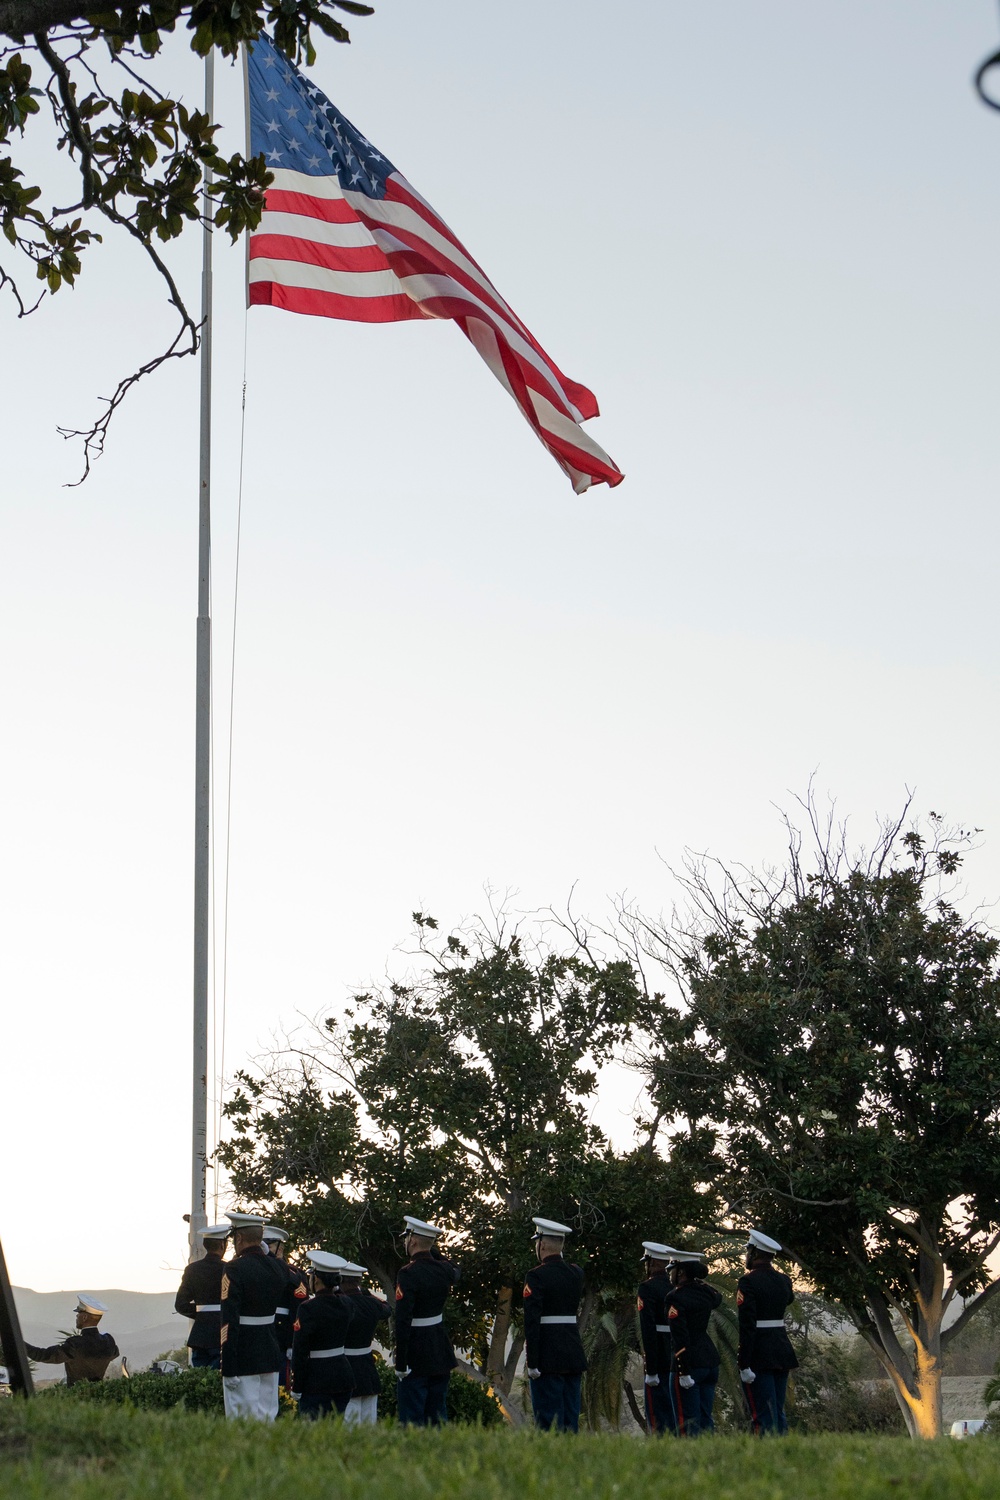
[13,1286,190,1376]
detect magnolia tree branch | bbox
[33,27,200,481]
[940,1275,1000,1347]
[0,258,42,313]
[0,0,92,38]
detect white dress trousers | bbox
[344,1394,379,1425]
[223,1371,280,1421]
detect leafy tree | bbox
[0,1,372,476]
[219,909,714,1426]
[633,797,1000,1438]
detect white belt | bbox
[410,1314,443,1327]
[196,1304,221,1313]
[655,1324,670,1333]
[345,1345,373,1357]
[275,1307,289,1316]
[310,1346,346,1359]
[756,1319,786,1328]
[238,1315,275,1326]
[540,1315,577,1325]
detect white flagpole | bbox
[190,47,215,1263]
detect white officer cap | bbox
[225,1211,266,1230]
[262,1225,289,1243]
[531,1217,573,1241]
[76,1294,108,1316]
[746,1229,783,1255]
[307,1251,348,1273]
[671,1249,709,1263]
[200,1224,230,1240]
[340,1262,367,1277]
[641,1242,684,1261]
[402,1215,445,1239]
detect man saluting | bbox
[636,1241,681,1437]
[174,1223,230,1370]
[24,1295,119,1385]
[219,1211,287,1421]
[523,1217,588,1433]
[393,1215,459,1427]
[736,1229,798,1435]
[340,1260,390,1425]
[291,1251,355,1419]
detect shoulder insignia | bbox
[636,1297,643,1311]
[294,1284,308,1299]
[293,1319,301,1332]
[523,1282,532,1297]
[736,1291,744,1306]
[220,1274,230,1300]
[395,1285,404,1301]
[668,1305,679,1319]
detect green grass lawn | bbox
[3,1398,1000,1499]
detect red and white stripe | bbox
[250,168,622,494]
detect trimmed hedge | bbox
[46,1360,504,1426]
[46,1368,224,1414]
[375,1360,505,1426]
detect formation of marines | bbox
[22,1213,797,1435]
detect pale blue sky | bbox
[2,1,999,1292]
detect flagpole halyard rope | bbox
[215,306,251,1181]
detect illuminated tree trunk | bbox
[882,1341,942,1440]
[856,1244,945,1440]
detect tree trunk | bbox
[502,1331,525,1390]
[454,1355,527,1427]
[884,1349,942,1439]
[859,1282,944,1439]
[486,1286,513,1388]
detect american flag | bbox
[246,34,622,494]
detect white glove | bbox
[740,1368,756,1383]
[396,1367,412,1380]
[643,1374,660,1387]
[678,1375,696,1389]
[290,1392,301,1402]
[527,1368,542,1380]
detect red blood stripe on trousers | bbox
[250,236,392,274]
[745,1381,761,1435]
[249,280,423,323]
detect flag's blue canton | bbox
[247,33,395,196]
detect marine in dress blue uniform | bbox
[394,1215,459,1427]
[736,1230,798,1435]
[291,1250,355,1420]
[174,1224,230,1370]
[637,1242,684,1436]
[663,1252,721,1437]
[24,1295,119,1385]
[523,1217,588,1433]
[263,1224,309,1390]
[219,1211,288,1421]
[339,1261,390,1425]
